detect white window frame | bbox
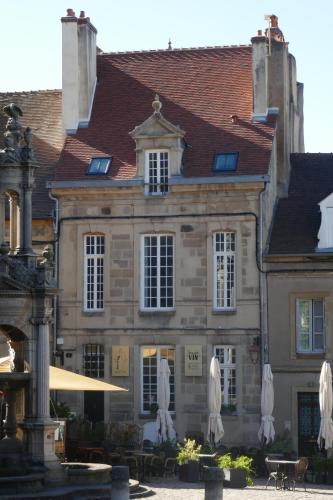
[296,298,325,353]
[83,234,105,311]
[140,345,175,414]
[83,343,105,379]
[214,345,237,407]
[140,234,175,311]
[144,149,169,195]
[213,232,236,310]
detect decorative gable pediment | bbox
[317,192,333,250]
[129,95,186,178]
[130,111,185,140]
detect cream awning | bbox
[0,357,126,392]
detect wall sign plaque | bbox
[112,346,129,376]
[184,345,202,376]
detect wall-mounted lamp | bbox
[249,336,261,365]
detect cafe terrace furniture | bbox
[265,457,299,490]
[285,457,309,491]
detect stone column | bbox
[0,194,6,247]
[203,466,224,500]
[15,187,34,258]
[37,319,51,420]
[22,187,34,255]
[3,389,17,439]
[9,193,18,253]
[111,466,130,500]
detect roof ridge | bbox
[0,89,61,96]
[100,44,251,56]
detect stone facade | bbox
[50,13,304,446]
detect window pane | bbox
[142,347,175,412]
[83,344,104,378]
[214,346,236,407]
[214,232,235,309]
[142,234,173,309]
[84,235,104,310]
[147,151,169,195]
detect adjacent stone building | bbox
[49,11,304,445]
[266,153,333,456]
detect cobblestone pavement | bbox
[146,478,333,499]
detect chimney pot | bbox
[270,15,278,28]
[230,114,238,124]
[257,30,262,37]
[80,11,85,18]
[66,8,75,17]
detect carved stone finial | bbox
[0,103,34,165]
[152,94,162,115]
[40,244,53,268]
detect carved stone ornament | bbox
[0,103,35,166]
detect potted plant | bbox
[218,453,253,488]
[313,455,327,484]
[176,438,201,482]
[326,457,333,485]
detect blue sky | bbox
[1,1,332,152]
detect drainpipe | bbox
[48,191,59,363]
[259,181,269,367]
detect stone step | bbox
[0,483,155,500]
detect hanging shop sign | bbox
[112,346,129,376]
[184,345,202,376]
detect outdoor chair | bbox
[124,455,139,480]
[150,455,164,477]
[164,457,177,477]
[265,457,286,489]
[286,457,309,491]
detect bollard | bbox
[111,465,130,500]
[203,466,224,500]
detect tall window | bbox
[84,234,104,311]
[83,344,104,378]
[145,150,169,195]
[141,234,174,310]
[141,346,175,413]
[214,346,236,408]
[296,299,325,353]
[213,232,235,309]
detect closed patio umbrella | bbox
[207,356,224,444]
[317,361,333,450]
[258,363,275,443]
[156,358,174,442]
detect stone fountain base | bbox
[0,472,44,495]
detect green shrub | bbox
[176,438,202,465]
[218,453,254,485]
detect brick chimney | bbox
[251,15,304,196]
[61,9,97,133]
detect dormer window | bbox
[129,95,185,190]
[145,150,169,195]
[86,157,111,175]
[212,153,238,172]
[317,193,333,251]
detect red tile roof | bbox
[55,46,276,181]
[0,90,63,218]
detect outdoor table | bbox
[77,446,105,462]
[266,459,298,490]
[132,451,155,482]
[198,453,217,480]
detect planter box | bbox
[178,461,200,482]
[223,468,247,488]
